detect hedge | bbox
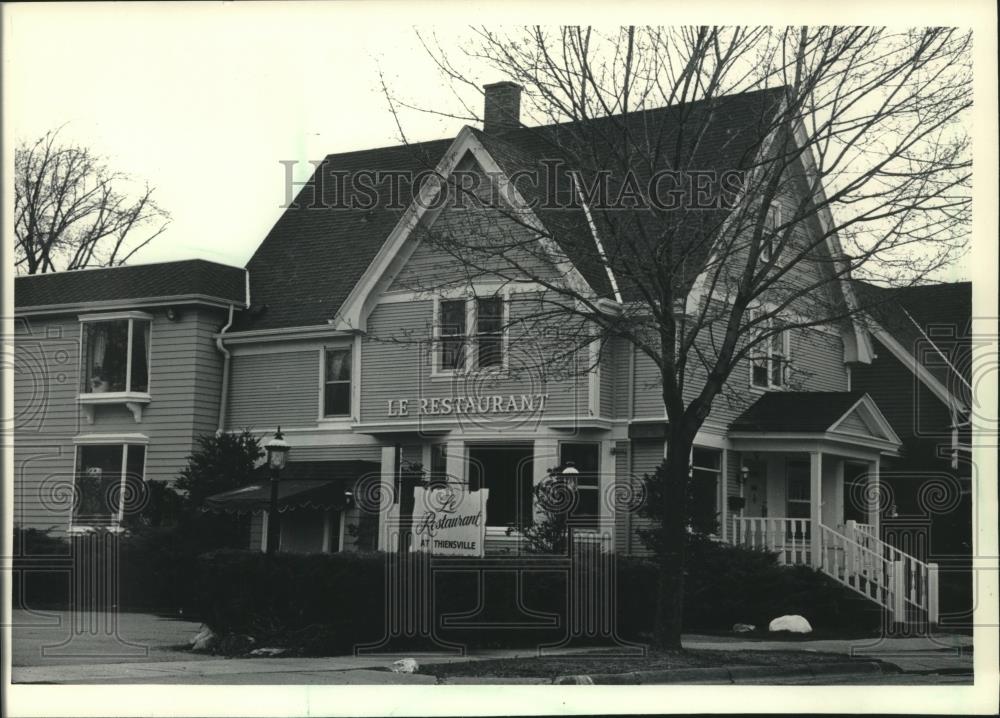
[12,519,242,614]
[194,539,881,654]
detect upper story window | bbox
[435,294,507,374]
[750,314,790,390]
[81,316,151,394]
[72,442,146,530]
[323,347,352,417]
[438,299,467,371]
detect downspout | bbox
[626,341,636,554]
[215,270,251,434]
[215,303,235,435]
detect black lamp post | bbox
[264,427,290,554]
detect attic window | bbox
[761,205,781,263]
[749,312,790,390]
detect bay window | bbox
[81,316,151,394]
[323,348,352,417]
[72,443,146,529]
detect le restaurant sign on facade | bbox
[386,393,550,417]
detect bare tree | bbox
[14,128,171,274]
[376,26,971,648]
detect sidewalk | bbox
[12,633,973,684]
[683,633,974,674]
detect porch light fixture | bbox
[264,427,291,554]
[739,464,750,485]
[561,461,579,485]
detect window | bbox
[690,448,722,535]
[476,297,503,368]
[435,295,507,373]
[761,205,781,263]
[81,318,151,393]
[750,314,790,389]
[73,443,146,528]
[323,348,352,417]
[560,442,600,531]
[438,299,467,371]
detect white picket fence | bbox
[731,517,939,625]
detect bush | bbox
[11,519,238,614]
[682,536,880,633]
[194,540,879,654]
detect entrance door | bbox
[467,444,534,530]
[844,462,869,524]
[279,509,341,553]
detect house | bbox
[850,280,973,618]
[12,260,247,532]
[12,84,953,627]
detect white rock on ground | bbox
[768,615,812,633]
[390,658,420,673]
[190,625,218,652]
[249,647,287,657]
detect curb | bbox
[552,660,898,685]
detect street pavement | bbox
[9,610,975,684]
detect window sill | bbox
[78,392,151,424]
[429,367,510,382]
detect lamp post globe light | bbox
[264,427,290,554]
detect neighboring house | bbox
[851,280,973,617]
[13,260,247,533]
[11,85,955,627]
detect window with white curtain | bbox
[81,318,151,393]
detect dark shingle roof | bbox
[15,259,246,310]
[235,138,453,331]
[236,87,787,330]
[853,280,971,394]
[730,391,867,432]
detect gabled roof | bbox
[853,280,971,406]
[730,391,869,433]
[236,87,787,332]
[15,259,247,311]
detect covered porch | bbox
[723,392,939,626]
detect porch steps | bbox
[731,517,939,629]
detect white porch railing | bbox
[730,517,939,626]
[730,517,811,565]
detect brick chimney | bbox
[483,81,522,134]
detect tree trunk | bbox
[652,423,695,650]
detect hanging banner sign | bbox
[410,484,488,556]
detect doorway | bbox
[844,462,869,524]
[467,444,534,530]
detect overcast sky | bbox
[4,3,990,284]
[6,3,494,268]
